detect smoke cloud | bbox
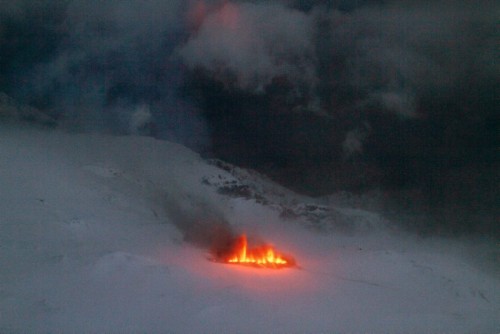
[179,2,317,101]
[1,0,498,235]
[163,194,238,260]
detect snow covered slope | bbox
[0,125,498,333]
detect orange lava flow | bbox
[225,235,295,269]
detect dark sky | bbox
[1,0,498,234]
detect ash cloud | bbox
[179,0,499,234]
[179,2,318,102]
[1,0,498,235]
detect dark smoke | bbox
[1,0,498,235]
[163,195,239,260]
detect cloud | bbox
[178,2,317,96]
[178,0,499,119]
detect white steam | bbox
[179,2,317,95]
[130,104,152,134]
[342,126,369,157]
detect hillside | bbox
[0,125,498,333]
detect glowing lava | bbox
[224,234,295,269]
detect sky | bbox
[0,0,498,235]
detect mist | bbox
[1,0,498,235]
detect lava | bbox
[221,234,296,269]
